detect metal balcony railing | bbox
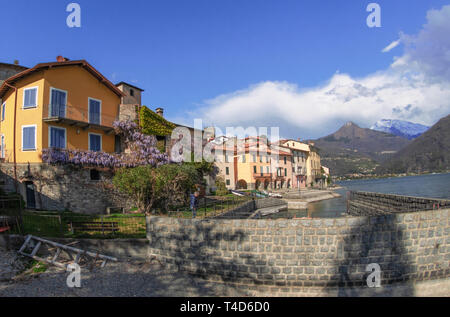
[43,104,118,131]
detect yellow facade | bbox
[0,64,121,163]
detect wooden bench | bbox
[69,221,119,234]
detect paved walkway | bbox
[1,258,448,297]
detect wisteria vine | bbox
[42,120,170,168]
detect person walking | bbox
[190,191,200,218]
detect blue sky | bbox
[1,0,450,138]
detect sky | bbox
[1,0,450,139]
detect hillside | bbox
[312,122,411,177]
[378,114,450,174]
[371,119,430,140]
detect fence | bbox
[3,212,146,239]
[166,195,255,219]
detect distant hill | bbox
[378,114,450,174]
[371,119,429,140]
[311,122,411,177]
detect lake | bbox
[264,173,450,219]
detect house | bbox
[278,139,310,189]
[0,57,125,165]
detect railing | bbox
[252,172,272,178]
[167,195,255,219]
[43,104,118,128]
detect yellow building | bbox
[0,58,124,164]
[306,142,324,188]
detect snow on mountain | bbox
[370,119,430,140]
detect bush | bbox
[215,176,229,196]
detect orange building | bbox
[0,58,124,164]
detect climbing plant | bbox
[139,106,176,137]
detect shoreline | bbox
[335,171,450,182]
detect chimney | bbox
[155,107,164,117]
[56,56,70,62]
[14,60,19,65]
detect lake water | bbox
[264,173,450,219]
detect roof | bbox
[0,60,125,99]
[115,81,145,92]
[0,62,28,71]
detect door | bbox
[50,88,67,117]
[25,182,36,209]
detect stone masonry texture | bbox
[146,209,450,295]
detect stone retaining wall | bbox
[0,163,132,214]
[146,209,449,295]
[348,191,450,216]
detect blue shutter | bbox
[90,134,101,152]
[50,128,65,149]
[23,127,36,150]
[51,89,66,117]
[89,99,100,124]
[24,88,37,108]
[1,103,5,121]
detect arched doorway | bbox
[264,179,270,189]
[255,179,261,190]
[237,179,248,190]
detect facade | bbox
[279,139,310,189]
[0,62,28,86]
[306,142,324,188]
[0,58,124,164]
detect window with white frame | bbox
[89,133,102,152]
[1,135,4,158]
[23,87,38,109]
[49,126,66,149]
[1,103,5,121]
[22,125,36,151]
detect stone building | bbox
[0,62,28,86]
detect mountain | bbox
[371,119,430,140]
[378,114,450,174]
[311,122,411,177]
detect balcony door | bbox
[50,88,67,118]
[89,98,101,125]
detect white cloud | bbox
[382,39,400,53]
[192,5,450,139]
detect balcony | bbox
[43,104,117,134]
[252,172,272,179]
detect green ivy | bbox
[139,106,176,136]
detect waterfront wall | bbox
[147,209,449,295]
[348,191,450,216]
[0,163,132,214]
[216,198,287,219]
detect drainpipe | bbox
[4,82,19,193]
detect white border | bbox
[22,86,39,109]
[48,126,67,149]
[21,124,37,151]
[49,87,68,117]
[88,132,102,152]
[88,97,102,125]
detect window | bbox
[285,168,287,176]
[253,166,257,173]
[22,125,36,151]
[225,167,229,175]
[1,103,5,121]
[88,98,101,125]
[260,166,263,174]
[1,135,4,158]
[49,127,66,149]
[225,154,229,163]
[292,167,295,173]
[252,154,256,163]
[130,89,134,97]
[242,155,246,163]
[89,133,102,152]
[266,156,269,163]
[90,169,100,181]
[284,157,287,164]
[50,88,67,117]
[226,179,230,186]
[266,166,270,174]
[23,87,38,109]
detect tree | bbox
[113,166,157,214]
[215,176,229,196]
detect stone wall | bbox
[348,191,450,216]
[0,163,132,214]
[146,209,449,295]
